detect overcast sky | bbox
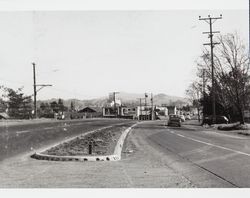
[0,10,248,100]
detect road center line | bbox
[170,130,250,157]
[176,134,185,137]
[16,130,30,134]
[44,127,54,130]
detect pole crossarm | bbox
[202,31,220,34]
[199,14,222,125]
[36,85,52,93]
[199,16,222,21]
[203,42,220,46]
[36,84,53,87]
[32,62,53,118]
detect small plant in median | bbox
[42,125,129,156]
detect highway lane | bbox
[1,119,249,187]
[0,118,136,162]
[148,121,250,187]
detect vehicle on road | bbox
[180,115,185,122]
[202,115,229,125]
[167,114,181,127]
[185,115,191,120]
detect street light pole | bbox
[32,63,37,118]
[32,62,52,119]
[145,93,148,120]
[151,93,154,120]
[137,98,142,121]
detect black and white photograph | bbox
[0,0,249,195]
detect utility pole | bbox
[113,92,119,118]
[32,62,52,119]
[145,93,148,120]
[202,68,206,121]
[33,63,37,119]
[202,68,206,98]
[137,98,143,120]
[199,14,222,124]
[151,93,154,120]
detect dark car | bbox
[168,114,181,127]
[202,115,229,125]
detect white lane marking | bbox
[16,130,30,134]
[44,127,54,130]
[170,130,250,157]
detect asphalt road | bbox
[147,121,250,187]
[0,118,135,162]
[1,119,250,187]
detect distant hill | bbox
[37,92,188,109]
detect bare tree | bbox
[197,33,249,124]
[186,81,202,122]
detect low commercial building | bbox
[166,106,177,115]
[102,106,137,119]
[78,107,102,118]
[156,106,168,116]
[137,106,156,120]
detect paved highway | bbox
[147,121,250,187]
[0,118,135,161]
[1,120,250,187]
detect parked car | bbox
[168,114,181,127]
[202,115,229,125]
[180,115,185,122]
[185,115,191,120]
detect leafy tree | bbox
[0,86,8,112]
[182,104,191,112]
[58,98,68,112]
[4,87,32,119]
[186,81,202,122]
[38,102,53,118]
[50,101,59,113]
[70,101,75,112]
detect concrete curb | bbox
[31,123,137,162]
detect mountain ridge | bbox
[37,92,188,109]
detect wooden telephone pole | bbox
[199,14,222,124]
[32,62,52,119]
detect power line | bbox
[199,14,222,124]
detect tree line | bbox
[186,33,250,124]
[0,86,69,119]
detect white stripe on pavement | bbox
[169,130,250,157]
[44,127,54,130]
[16,130,30,134]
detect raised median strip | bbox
[31,122,137,162]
